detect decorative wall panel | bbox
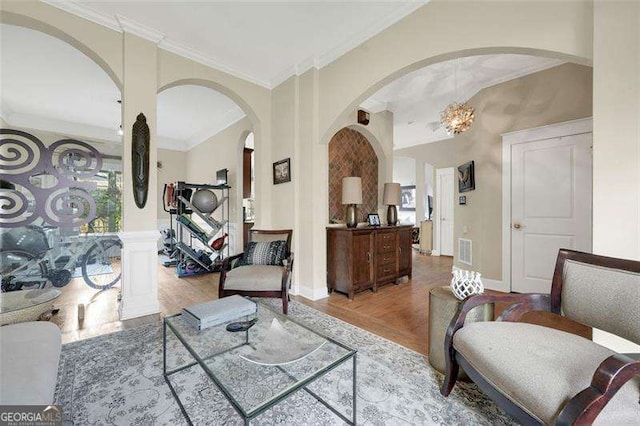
[0,129,102,228]
[328,128,378,222]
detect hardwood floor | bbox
[294,252,454,355]
[51,264,219,344]
[51,250,589,351]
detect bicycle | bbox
[0,225,122,292]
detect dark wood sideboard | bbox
[327,225,412,299]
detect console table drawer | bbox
[377,263,396,279]
[377,253,396,265]
[376,242,395,254]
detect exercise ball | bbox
[191,189,218,213]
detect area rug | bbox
[54,300,515,425]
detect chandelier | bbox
[440,102,475,135]
[440,59,475,135]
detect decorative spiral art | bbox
[0,129,101,228]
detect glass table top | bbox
[0,288,62,314]
[164,301,356,418]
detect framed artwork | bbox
[458,160,475,193]
[459,195,467,205]
[400,185,416,211]
[367,213,381,227]
[273,158,291,185]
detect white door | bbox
[436,168,454,256]
[511,133,592,293]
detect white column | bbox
[118,230,160,319]
[119,31,161,319]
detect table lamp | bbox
[383,182,401,225]
[342,177,362,228]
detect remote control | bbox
[226,318,257,332]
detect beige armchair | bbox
[441,249,640,425]
[218,229,293,314]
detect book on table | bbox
[182,295,257,330]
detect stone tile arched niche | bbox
[328,128,378,223]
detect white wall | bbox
[592,0,640,353]
[393,156,416,224]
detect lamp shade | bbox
[383,183,401,205]
[342,177,362,204]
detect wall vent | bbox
[458,238,472,265]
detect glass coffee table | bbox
[163,301,357,425]
[0,288,61,325]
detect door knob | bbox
[513,223,522,229]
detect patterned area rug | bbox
[54,300,515,425]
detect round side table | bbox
[428,286,493,378]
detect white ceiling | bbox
[44,0,426,88]
[361,54,564,149]
[1,24,244,151]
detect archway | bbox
[1,11,122,90]
[0,23,123,327]
[328,127,380,224]
[309,47,593,301]
[156,83,255,258]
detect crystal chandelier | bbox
[440,59,475,135]
[440,102,475,135]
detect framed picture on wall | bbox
[400,185,416,211]
[273,158,291,185]
[458,160,475,192]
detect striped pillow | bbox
[237,240,288,266]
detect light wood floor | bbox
[294,253,454,355]
[52,250,589,351]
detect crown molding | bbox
[40,0,428,91]
[316,1,427,69]
[40,0,122,32]
[478,59,565,91]
[116,14,165,44]
[157,136,188,151]
[157,39,271,88]
[184,106,247,150]
[40,0,271,88]
[359,97,389,114]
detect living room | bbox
[1,1,639,425]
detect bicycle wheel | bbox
[0,250,48,291]
[81,239,122,290]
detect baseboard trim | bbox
[483,278,509,293]
[431,250,441,256]
[297,285,329,301]
[119,300,160,321]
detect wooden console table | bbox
[326,225,412,299]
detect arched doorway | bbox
[0,23,123,326]
[328,127,380,224]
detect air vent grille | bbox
[458,238,472,265]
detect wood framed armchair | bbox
[218,229,293,314]
[441,249,640,425]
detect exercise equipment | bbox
[191,189,218,214]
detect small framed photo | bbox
[458,160,475,193]
[400,185,416,211]
[273,158,291,185]
[459,195,467,205]
[367,213,381,227]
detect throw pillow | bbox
[237,240,288,266]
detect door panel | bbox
[398,228,412,272]
[437,168,454,256]
[511,133,592,293]
[352,232,373,288]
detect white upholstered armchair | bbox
[441,249,640,425]
[218,229,293,314]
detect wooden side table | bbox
[428,286,494,377]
